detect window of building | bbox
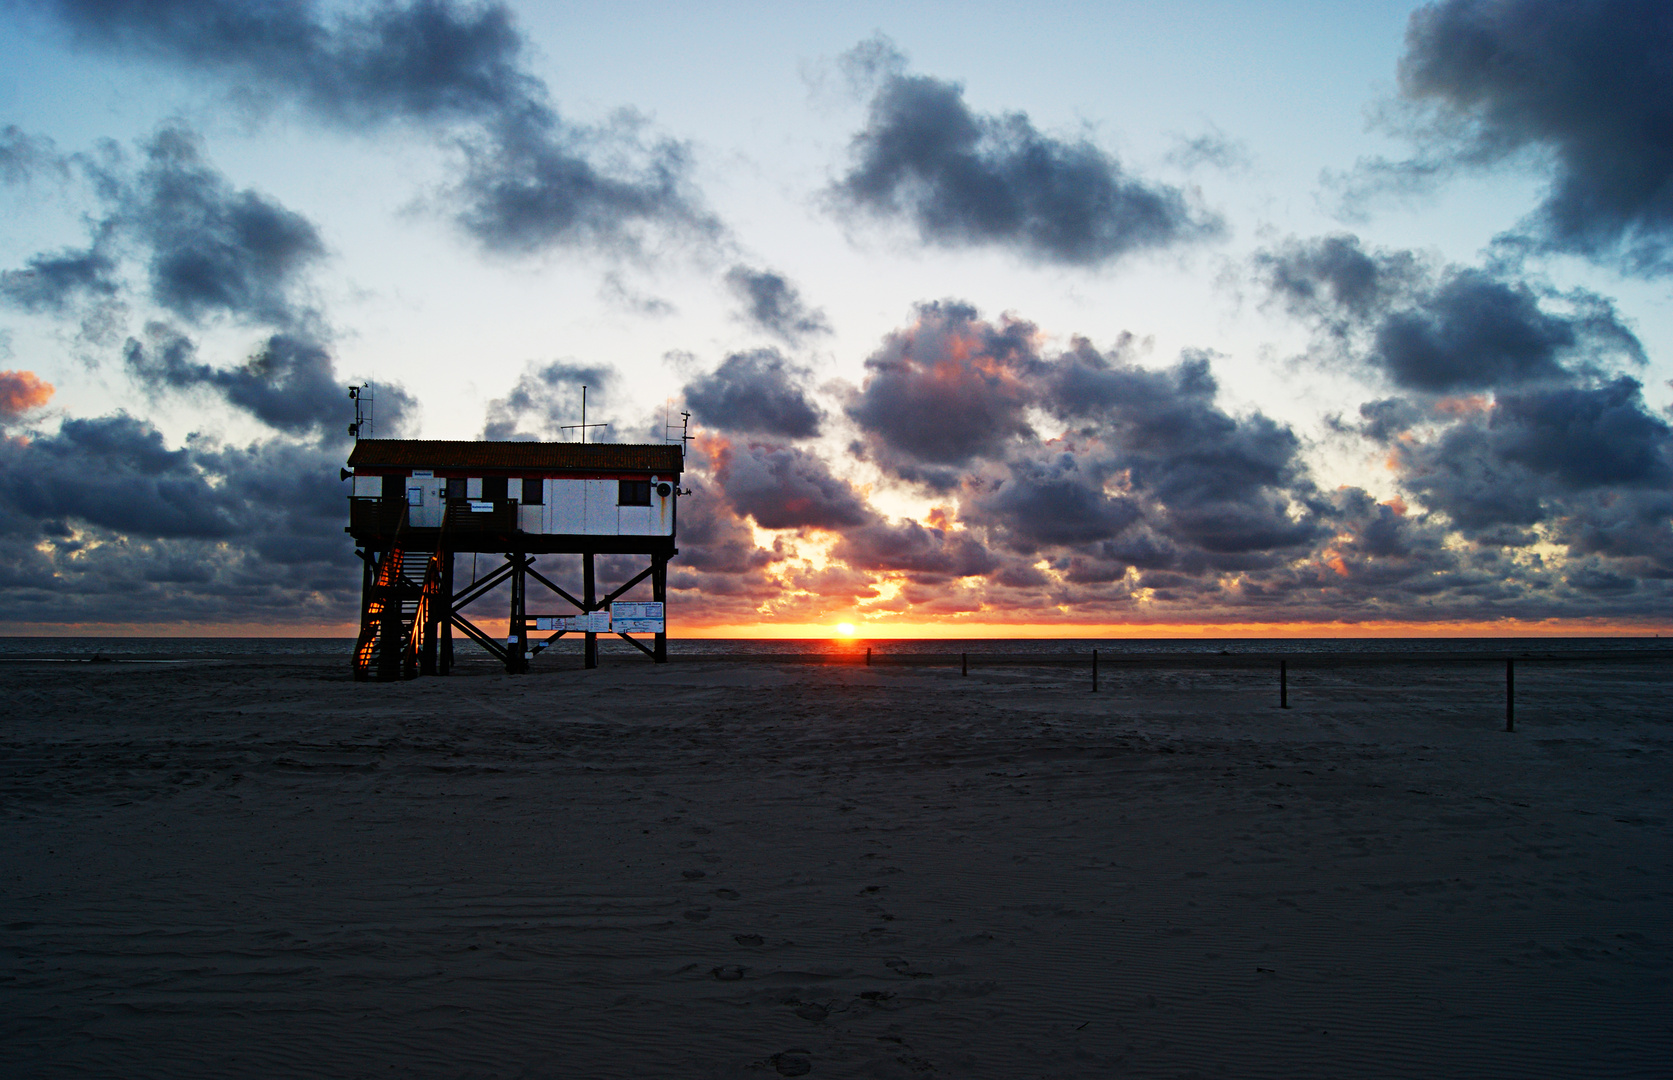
[618,479,651,506]
[446,477,467,501]
[522,478,543,504]
[481,476,508,502]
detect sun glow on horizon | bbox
[836,622,856,637]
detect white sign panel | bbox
[611,601,665,633]
[535,612,611,633]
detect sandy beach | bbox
[2,654,1669,1078]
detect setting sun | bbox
[835,623,856,637]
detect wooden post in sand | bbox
[962,651,967,676]
[1280,659,1289,709]
[1505,658,1514,732]
[866,647,871,667]
[1092,649,1098,692]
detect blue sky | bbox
[1,0,1670,634]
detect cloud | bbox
[2,123,323,330]
[1256,234,1646,391]
[0,370,55,421]
[847,301,1042,482]
[831,517,997,580]
[1386,0,1673,274]
[829,39,1220,265]
[851,303,1325,572]
[684,348,822,439]
[0,412,367,627]
[1165,127,1251,173]
[723,266,830,344]
[129,125,326,327]
[124,324,408,438]
[710,440,872,531]
[0,248,120,313]
[0,125,66,185]
[41,0,715,254]
[482,360,614,441]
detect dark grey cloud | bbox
[41,0,714,254]
[1387,378,1673,535]
[1391,0,1673,274]
[684,348,821,439]
[2,124,323,329]
[0,247,120,313]
[122,325,397,438]
[830,40,1220,265]
[712,441,872,531]
[851,303,1325,572]
[128,125,325,327]
[0,411,365,627]
[482,360,613,441]
[1257,234,1645,391]
[832,517,997,580]
[724,266,830,344]
[848,301,1042,482]
[964,450,1140,550]
[0,413,239,540]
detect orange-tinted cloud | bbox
[0,370,54,419]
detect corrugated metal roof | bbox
[347,440,683,472]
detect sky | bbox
[1,0,1671,637]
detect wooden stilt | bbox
[652,552,668,664]
[439,550,454,675]
[507,550,528,674]
[583,552,597,670]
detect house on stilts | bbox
[344,438,682,680]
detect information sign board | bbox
[611,601,665,633]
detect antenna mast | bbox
[558,384,608,443]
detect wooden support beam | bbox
[523,562,585,612]
[447,610,508,663]
[617,632,656,659]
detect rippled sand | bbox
[3,656,1669,1078]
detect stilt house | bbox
[345,439,682,680]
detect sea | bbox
[0,636,1666,663]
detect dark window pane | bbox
[446,477,467,501]
[618,479,651,506]
[522,478,543,504]
[482,476,508,502]
[384,475,405,501]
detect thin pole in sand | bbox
[1505,658,1514,732]
[1092,648,1098,693]
[866,647,871,667]
[1280,659,1289,709]
[962,651,967,676]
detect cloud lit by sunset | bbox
[0,1,1668,635]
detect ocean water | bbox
[0,635,1665,662]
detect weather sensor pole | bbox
[348,383,374,440]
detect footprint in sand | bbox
[793,1002,828,1022]
[711,965,747,981]
[770,1050,812,1076]
[734,933,764,946]
[682,869,706,880]
[714,888,740,900]
[683,908,710,921]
